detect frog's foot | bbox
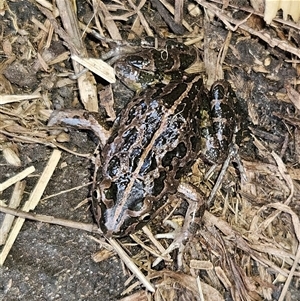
[152,218,193,268]
[153,183,205,268]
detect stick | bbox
[0,166,35,192]
[0,181,26,245]
[0,205,99,234]
[0,149,61,265]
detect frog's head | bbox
[94,178,153,237]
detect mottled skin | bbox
[91,41,237,237]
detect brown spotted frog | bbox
[48,38,237,238]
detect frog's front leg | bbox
[153,182,205,268]
[48,109,112,147]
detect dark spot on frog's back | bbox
[179,52,196,69]
[153,170,167,196]
[190,134,199,152]
[140,151,157,175]
[107,156,120,177]
[211,82,225,99]
[122,127,138,151]
[161,82,188,108]
[103,182,118,204]
[126,179,145,210]
[125,99,147,125]
[174,96,195,119]
[161,142,187,168]
[129,147,142,171]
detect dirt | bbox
[1,1,300,301]
[0,1,131,299]
[0,141,127,301]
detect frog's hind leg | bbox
[152,183,205,268]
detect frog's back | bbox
[96,74,205,237]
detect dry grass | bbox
[0,1,299,301]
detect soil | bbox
[0,142,127,301]
[1,1,300,301]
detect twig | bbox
[0,166,35,192]
[41,181,93,202]
[97,1,122,40]
[0,181,26,245]
[130,233,172,262]
[108,238,156,292]
[38,2,98,112]
[256,152,294,232]
[156,0,193,32]
[210,0,300,31]
[0,129,92,158]
[150,0,185,34]
[196,0,300,58]
[266,203,300,301]
[0,205,99,234]
[0,129,56,147]
[127,0,153,37]
[0,149,61,265]
[0,94,41,105]
[278,245,300,301]
[56,0,98,112]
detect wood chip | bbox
[0,94,41,105]
[190,260,213,270]
[0,181,26,245]
[108,238,155,292]
[0,149,61,266]
[71,55,115,84]
[0,166,35,192]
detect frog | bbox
[48,38,238,238]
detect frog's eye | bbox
[139,213,151,223]
[92,188,100,200]
[91,188,102,227]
